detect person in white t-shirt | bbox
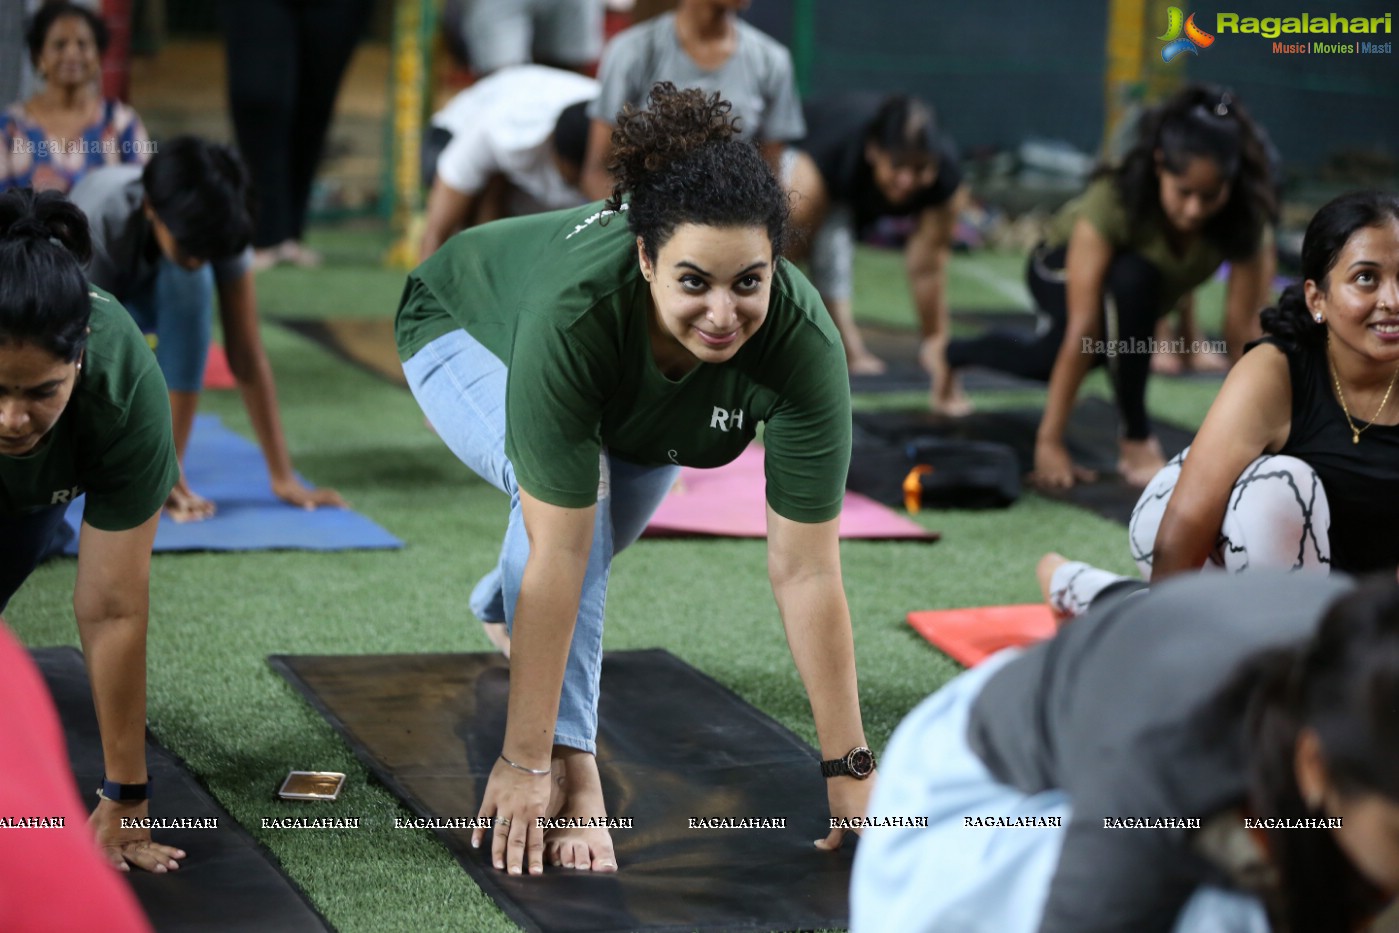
[420,65,597,259]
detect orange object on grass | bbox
[906,604,1058,667]
[903,464,933,513]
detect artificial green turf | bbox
[5,232,1221,932]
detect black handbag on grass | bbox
[847,432,1021,511]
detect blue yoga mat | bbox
[63,415,401,553]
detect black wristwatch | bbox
[820,746,876,780]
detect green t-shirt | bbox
[1043,177,1242,315]
[396,204,852,523]
[0,288,178,531]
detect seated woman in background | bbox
[853,570,1399,933]
[0,2,150,193]
[579,0,805,201]
[788,93,968,406]
[1,188,183,873]
[1043,189,1399,617]
[944,84,1277,489]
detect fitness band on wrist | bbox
[499,754,551,776]
[97,776,151,802]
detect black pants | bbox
[220,0,374,248]
[1,506,70,613]
[946,245,1163,440]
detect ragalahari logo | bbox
[1160,7,1216,61]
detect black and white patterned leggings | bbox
[1050,447,1331,616]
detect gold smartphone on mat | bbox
[277,771,346,801]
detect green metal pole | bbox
[791,0,816,97]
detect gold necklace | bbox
[1327,335,1399,445]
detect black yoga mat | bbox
[852,397,1197,525]
[269,649,855,933]
[33,647,331,933]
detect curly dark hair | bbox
[1261,190,1399,348]
[26,1,109,69]
[0,188,93,362]
[605,82,789,262]
[1109,84,1276,261]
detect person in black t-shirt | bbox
[1039,190,1399,619]
[789,94,969,412]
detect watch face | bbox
[848,747,875,777]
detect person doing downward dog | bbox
[1043,190,1399,618]
[852,570,1399,933]
[69,139,344,522]
[787,93,969,401]
[945,84,1277,489]
[0,188,183,873]
[396,84,875,876]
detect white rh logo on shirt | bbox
[710,407,744,432]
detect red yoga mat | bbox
[644,445,938,541]
[204,343,236,390]
[907,604,1058,666]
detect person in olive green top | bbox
[946,84,1277,488]
[397,83,875,877]
[0,188,183,873]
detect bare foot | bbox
[251,247,282,273]
[543,749,617,872]
[1118,437,1166,488]
[847,351,887,376]
[930,379,974,417]
[278,240,323,269]
[922,337,974,417]
[482,621,511,658]
[1187,349,1230,373]
[1150,351,1184,376]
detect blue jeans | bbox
[402,329,680,753]
[123,259,216,393]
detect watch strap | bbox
[97,776,151,802]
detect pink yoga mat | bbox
[643,445,938,541]
[907,604,1058,666]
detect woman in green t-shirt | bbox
[946,85,1277,488]
[398,84,874,877]
[1,188,183,873]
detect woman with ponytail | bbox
[945,84,1278,489]
[0,187,184,873]
[1038,189,1399,619]
[852,570,1399,933]
[397,83,873,877]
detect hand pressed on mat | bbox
[815,773,877,851]
[164,479,214,523]
[90,797,185,873]
[1031,439,1096,491]
[474,755,553,876]
[271,474,347,512]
